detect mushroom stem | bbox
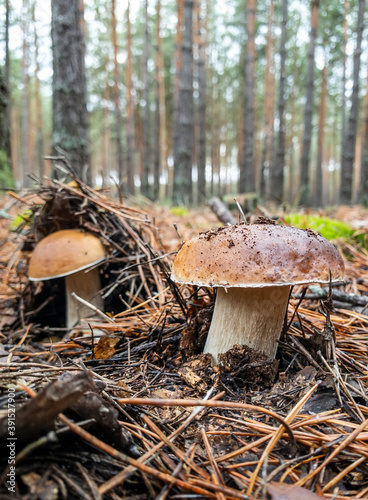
[65,268,104,329]
[204,285,291,364]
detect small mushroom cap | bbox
[171,222,345,288]
[28,229,106,281]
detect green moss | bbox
[170,206,189,217]
[9,209,33,232]
[284,214,366,247]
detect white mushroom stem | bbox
[203,285,291,364]
[65,268,104,329]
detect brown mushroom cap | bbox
[171,222,345,287]
[28,229,106,281]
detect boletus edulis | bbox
[28,229,106,329]
[171,222,345,364]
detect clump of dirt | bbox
[219,344,279,389]
[178,353,213,392]
[180,305,213,355]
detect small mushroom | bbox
[171,222,345,364]
[28,229,106,329]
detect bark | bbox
[208,197,237,225]
[3,0,11,168]
[102,80,111,188]
[33,3,45,179]
[153,0,163,201]
[210,67,215,196]
[314,64,327,207]
[340,0,365,204]
[0,67,12,187]
[111,0,124,188]
[21,0,30,187]
[126,1,136,195]
[52,0,90,183]
[173,0,194,205]
[341,0,349,155]
[287,48,298,204]
[196,0,208,202]
[299,0,319,206]
[271,0,287,203]
[359,72,368,205]
[171,0,184,201]
[0,0,12,187]
[141,0,151,198]
[239,0,256,193]
[259,0,274,200]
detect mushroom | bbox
[171,222,345,364]
[28,229,106,329]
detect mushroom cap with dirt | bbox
[170,221,345,364]
[28,229,106,329]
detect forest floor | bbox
[1,179,368,499]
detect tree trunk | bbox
[141,0,151,199]
[171,0,184,201]
[359,72,368,205]
[153,0,163,201]
[21,0,31,187]
[299,0,319,206]
[126,1,136,195]
[196,0,208,202]
[314,64,327,207]
[340,0,365,204]
[102,80,111,189]
[287,48,298,204]
[33,3,45,179]
[4,0,11,169]
[173,0,194,206]
[271,0,287,203]
[0,66,12,187]
[111,0,124,189]
[259,0,274,200]
[341,0,349,158]
[239,0,256,193]
[52,0,90,183]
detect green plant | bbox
[284,214,367,247]
[170,206,189,217]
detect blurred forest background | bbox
[0,0,367,208]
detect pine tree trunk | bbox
[271,0,287,203]
[287,48,298,204]
[340,0,365,204]
[299,0,319,206]
[314,64,327,207]
[4,0,11,170]
[173,0,194,205]
[33,3,44,179]
[111,0,124,189]
[196,0,208,202]
[141,0,151,198]
[359,72,368,205]
[171,0,184,201]
[210,67,215,196]
[341,0,349,156]
[153,0,162,201]
[21,0,30,187]
[259,0,274,200]
[126,1,136,195]
[239,0,256,193]
[102,80,111,188]
[52,0,90,183]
